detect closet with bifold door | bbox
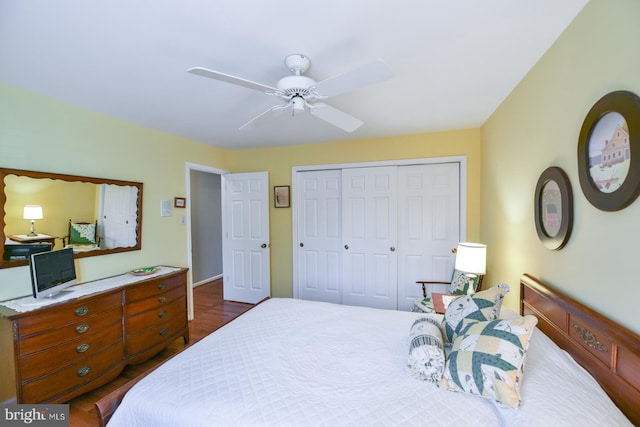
[295,160,461,311]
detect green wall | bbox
[482,0,640,333]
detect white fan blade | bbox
[309,102,363,132]
[239,103,290,131]
[187,67,278,93]
[312,59,393,98]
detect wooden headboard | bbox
[520,274,640,424]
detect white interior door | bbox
[222,172,271,304]
[396,163,460,310]
[100,184,139,249]
[341,166,398,309]
[296,170,342,303]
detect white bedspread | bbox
[108,298,631,427]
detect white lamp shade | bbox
[454,242,486,275]
[23,205,43,220]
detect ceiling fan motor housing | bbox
[284,54,311,75]
[277,75,317,100]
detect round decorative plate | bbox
[128,267,159,276]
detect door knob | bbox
[344,245,349,250]
[390,246,396,252]
[261,243,267,248]
[299,242,304,247]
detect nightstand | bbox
[8,234,57,246]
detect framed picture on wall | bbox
[534,167,573,250]
[174,197,186,208]
[577,90,640,211]
[274,186,290,208]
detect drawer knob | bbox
[158,295,167,303]
[75,306,89,317]
[76,324,90,334]
[159,328,168,336]
[159,310,168,318]
[158,283,167,291]
[76,343,90,353]
[77,366,91,377]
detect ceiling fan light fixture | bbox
[292,96,305,112]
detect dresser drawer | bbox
[125,274,185,302]
[125,315,187,356]
[16,291,122,336]
[19,321,123,381]
[124,285,185,317]
[125,296,186,334]
[18,307,122,355]
[20,341,124,403]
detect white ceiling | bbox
[0,1,588,150]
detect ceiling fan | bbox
[187,54,393,132]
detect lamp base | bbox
[27,220,37,236]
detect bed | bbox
[99,274,639,426]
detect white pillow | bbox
[407,317,446,382]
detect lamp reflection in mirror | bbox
[454,242,486,293]
[23,205,43,236]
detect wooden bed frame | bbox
[521,274,640,424]
[94,276,639,425]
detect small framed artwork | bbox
[534,167,573,250]
[174,197,186,208]
[577,90,640,211]
[274,186,290,208]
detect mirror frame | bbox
[1,167,143,269]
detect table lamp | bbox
[23,205,43,236]
[454,242,487,293]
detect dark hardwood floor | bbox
[68,278,253,427]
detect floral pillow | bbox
[441,283,510,343]
[407,317,446,382]
[438,315,538,408]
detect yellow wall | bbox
[230,129,482,298]
[481,0,640,333]
[1,82,480,303]
[5,176,97,248]
[0,82,231,301]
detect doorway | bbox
[185,163,226,319]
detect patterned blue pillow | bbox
[439,315,538,408]
[441,283,509,343]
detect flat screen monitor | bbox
[29,247,77,299]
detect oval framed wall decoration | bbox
[577,90,640,211]
[534,166,573,250]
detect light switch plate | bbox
[160,199,173,217]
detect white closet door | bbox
[222,172,271,304]
[100,184,139,249]
[396,163,460,310]
[296,170,342,303]
[341,166,398,309]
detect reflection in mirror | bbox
[1,168,143,269]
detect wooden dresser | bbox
[0,267,188,404]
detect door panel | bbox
[397,163,460,310]
[296,170,342,303]
[342,166,398,309]
[223,172,270,304]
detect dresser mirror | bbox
[1,168,143,269]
